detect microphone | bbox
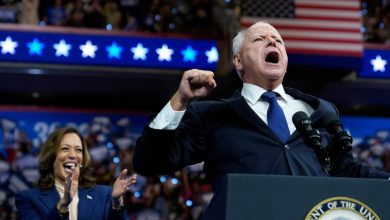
[321,112,343,133]
[321,112,353,174]
[321,113,352,152]
[292,111,330,174]
[292,111,322,149]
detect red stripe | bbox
[364,43,390,50]
[241,22,361,34]
[0,105,147,115]
[295,15,360,22]
[283,37,361,44]
[287,48,362,57]
[0,23,203,40]
[274,25,360,33]
[295,4,360,11]
[241,22,256,28]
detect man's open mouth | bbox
[265,51,279,64]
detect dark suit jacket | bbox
[15,185,126,220]
[134,87,390,191]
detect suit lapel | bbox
[285,87,334,127]
[224,87,333,143]
[38,186,100,219]
[39,187,60,211]
[225,92,281,141]
[78,187,98,219]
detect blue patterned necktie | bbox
[261,91,290,143]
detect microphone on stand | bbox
[292,111,330,174]
[321,112,353,174]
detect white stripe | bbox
[295,0,360,8]
[279,30,362,41]
[285,41,362,51]
[241,17,361,30]
[296,8,360,19]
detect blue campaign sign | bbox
[342,116,390,139]
[341,115,390,151]
[0,106,148,153]
[0,28,218,70]
[359,48,390,78]
[289,53,362,69]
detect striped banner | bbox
[241,0,363,57]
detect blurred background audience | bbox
[0,0,240,38]
[362,0,390,44]
[0,0,388,43]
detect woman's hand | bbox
[111,169,137,209]
[57,166,80,214]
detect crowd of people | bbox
[353,129,390,172]
[0,0,389,43]
[362,0,390,44]
[0,0,239,38]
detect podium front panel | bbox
[204,174,389,220]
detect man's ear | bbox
[232,54,243,72]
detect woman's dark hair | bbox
[38,127,96,190]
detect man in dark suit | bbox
[133,21,390,192]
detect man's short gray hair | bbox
[232,30,245,56]
[232,20,269,56]
[232,21,269,79]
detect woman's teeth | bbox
[63,162,76,172]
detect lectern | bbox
[203,174,390,220]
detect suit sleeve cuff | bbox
[149,101,185,130]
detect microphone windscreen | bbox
[292,111,309,128]
[321,112,342,133]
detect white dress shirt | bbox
[241,83,314,134]
[150,83,314,134]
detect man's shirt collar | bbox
[241,83,288,104]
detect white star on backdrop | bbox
[79,40,98,58]
[53,39,72,57]
[131,43,149,60]
[0,36,18,55]
[205,46,219,63]
[370,55,387,72]
[156,44,174,61]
